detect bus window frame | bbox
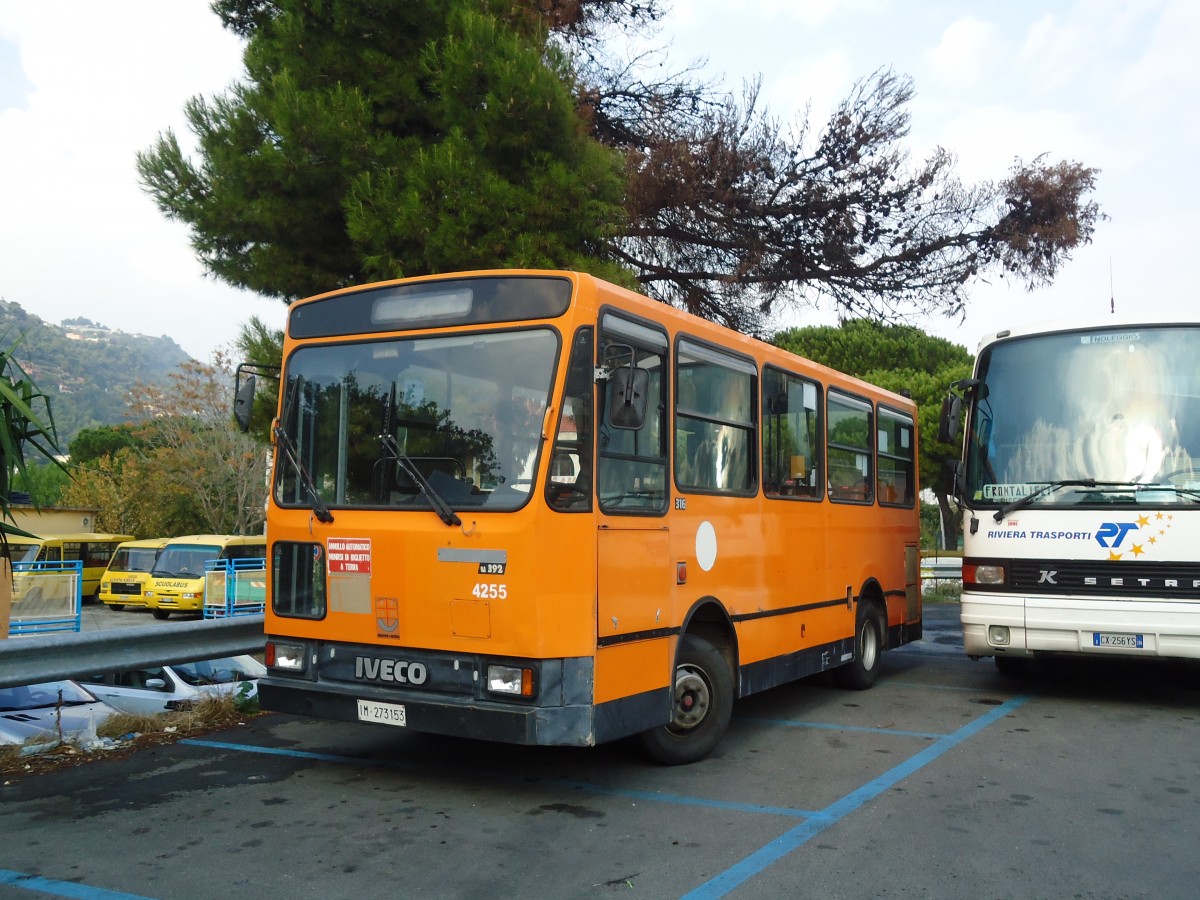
[761,364,825,502]
[876,404,917,508]
[827,388,875,504]
[673,334,758,497]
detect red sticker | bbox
[327,537,372,574]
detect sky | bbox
[1,0,1196,361]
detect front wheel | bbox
[835,602,883,690]
[107,603,125,611]
[639,634,734,766]
[152,609,171,620]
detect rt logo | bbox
[1095,522,1138,548]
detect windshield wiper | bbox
[380,381,461,528]
[993,479,1098,521]
[381,434,461,527]
[1149,485,1200,503]
[273,423,334,524]
[991,478,1200,520]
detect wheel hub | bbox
[671,666,710,731]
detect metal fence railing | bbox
[8,560,84,635]
[920,555,963,594]
[203,558,267,618]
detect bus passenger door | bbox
[594,315,673,715]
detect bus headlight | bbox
[989,625,1011,646]
[487,664,534,698]
[965,563,1006,585]
[267,640,307,672]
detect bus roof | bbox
[114,537,172,550]
[971,313,1200,354]
[19,532,135,543]
[159,534,266,547]
[286,268,917,412]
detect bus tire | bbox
[107,603,125,611]
[835,602,883,690]
[152,609,171,620]
[639,634,733,766]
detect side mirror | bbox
[607,367,648,430]
[937,392,961,444]
[234,373,256,433]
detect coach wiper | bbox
[273,423,334,524]
[381,434,462,528]
[993,479,1098,522]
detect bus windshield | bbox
[964,325,1200,508]
[5,543,39,563]
[153,545,221,578]
[109,546,161,574]
[275,328,559,513]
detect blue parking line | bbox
[0,869,154,899]
[681,693,1032,899]
[183,738,818,818]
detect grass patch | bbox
[923,582,962,604]
[1,691,266,781]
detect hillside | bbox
[0,299,192,449]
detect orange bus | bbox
[242,270,921,764]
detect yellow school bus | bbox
[97,538,170,610]
[143,535,266,619]
[6,533,134,601]
[248,270,921,764]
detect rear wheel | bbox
[639,634,733,766]
[835,602,883,690]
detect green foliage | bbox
[69,424,141,465]
[0,299,190,450]
[234,316,283,441]
[920,502,944,551]
[139,0,632,302]
[63,358,269,537]
[923,582,962,605]
[0,332,66,535]
[11,460,70,507]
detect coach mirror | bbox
[937,391,960,444]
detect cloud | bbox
[0,1,284,359]
[926,16,1001,91]
[770,51,857,132]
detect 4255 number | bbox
[472,583,508,599]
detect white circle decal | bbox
[696,521,718,572]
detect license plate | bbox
[1092,632,1144,649]
[357,699,406,726]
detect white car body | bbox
[0,680,117,747]
[78,655,267,716]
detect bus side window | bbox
[877,407,915,506]
[762,367,822,499]
[828,390,874,503]
[676,340,757,494]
